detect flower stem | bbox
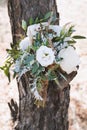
[54,78,61,89]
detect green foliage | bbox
[47,70,56,81]
[32,63,45,77]
[0,11,86,107]
[29,18,34,25]
[52,24,86,50]
[72,35,86,39]
[44,11,52,20]
[22,20,27,31]
[0,57,13,82]
[23,54,35,66]
[31,62,39,74]
[0,42,21,81]
[28,11,53,25]
[1,19,86,83]
[6,43,21,61]
[52,36,61,42]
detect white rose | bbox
[19,36,32,51]
[58,46,80,74]
[36,46,55,67]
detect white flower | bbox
[19,36,32,51]
[36,46,55,67]
[49,25,61,36]
[58,46,80,74]
[27,23,61,37]
[27,22,48,37]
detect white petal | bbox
[64,37,71,42]
[49,25,61,36]
[19,37,32,51]
[58,46,80,74]
[27,22,48,37]
[36,46,55,67]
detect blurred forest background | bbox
[0,0,87,130]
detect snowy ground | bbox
[0,0,87,130]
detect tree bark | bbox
[8,0,76,130]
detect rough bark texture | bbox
[8,0,59,43]
[8,0,76,130]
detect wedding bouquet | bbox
[1,12,85,106]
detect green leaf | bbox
[68,25,75,36]
[29,17,34,25]
[7,48,21,60]
[52,36,60,42]
[4,67,10,82]
[48,70,56,81]
[37,65,45,75]
[40,19,44,22]
[44,40,49,46]
[32,62,39,74]
[44,11,52,20]
[31,45,39,51]
[23,54,35,66]
[50,14,57,24]
[35,17,39,24]
[68,40,76,44]
[0,60,12,82]
[72,35,86,39]
[60,26,66,37]
[22,20,27,31]
[37,78,42,92]
[33,65,45,77]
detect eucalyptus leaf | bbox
[18,68,29,80]
[23,54,35,66]
[14,59,21,73]
[32,62,39,74]
[22,20,27,31]
[34,65,45,77]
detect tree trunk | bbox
[8,0,76,130]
